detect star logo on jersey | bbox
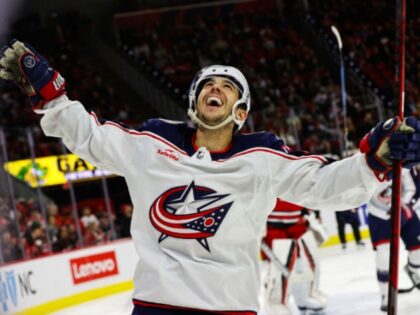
[149,181,233,251]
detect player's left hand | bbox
[360,116,420,180]
[389,117,420,168]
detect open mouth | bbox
[206,96,223,107]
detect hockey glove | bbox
[360,116,420,180]
[0,39,66,109]
[388,117,420,169]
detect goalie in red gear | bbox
[263,199,328,315]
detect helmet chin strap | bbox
[187,108,234,130]
[188,101,244,131]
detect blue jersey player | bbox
[367,169,420,311]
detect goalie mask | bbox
[188,65,251,131]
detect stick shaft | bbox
[331,26,348,156]
[339,51,348,156]
[388,0,406,314]
[261,241,290,277]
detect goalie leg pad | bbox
[306,212,329,245]
[292,232,326,311]
[298,231,319,272]
[300,231,327,304]
[265,239,297,305]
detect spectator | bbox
[24,221,50,258]
[84,221,106,246]
[80,206,99,229]
[118,204,133,238]
[54,225,77,252]
[97,210,115,241]
[1,230,23,262]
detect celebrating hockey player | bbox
[263,199,327,315]
[2,40,420,315]
[367,169,420,311]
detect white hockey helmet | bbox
[188,65,251,131]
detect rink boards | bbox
[0,208,373,315]
[0,239,136,315]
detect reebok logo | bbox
[70,251,119,284]
[53,74,65,91]
[157,148,179,161]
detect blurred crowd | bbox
[118,0,379,155]
[0,195,133,263]
[309,0,420,115]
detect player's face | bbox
[196,77,240,126]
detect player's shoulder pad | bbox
[233,131,288,153]
[135,118,190,145]
[137,118,185,132]
[286,150,335,164]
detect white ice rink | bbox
[51,243,420,315]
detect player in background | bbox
[2,40,420,315]
[263,199,328,315]
[367,169,420,311]
[334,208,364,250]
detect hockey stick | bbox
[331,25,348,157]
[388,0,406,314]
[261,241,290,277]
[398,283,420,294]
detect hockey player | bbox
[334,208,364,250]
[2,40,420,315]
[367,169,420,311]
[264,199,327,315]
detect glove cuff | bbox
[38,71,65,99]
[364,154,392,181]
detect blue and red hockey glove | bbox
[0,39,66,109]
[360,117,420,181]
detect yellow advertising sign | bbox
[3,154,113,187]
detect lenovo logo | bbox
[70,251,119,284]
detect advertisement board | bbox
[0,240,136,315]
[3,154,113,187]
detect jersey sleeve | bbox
[38,95,140,176]
[402,169,416,205]
[267,151,381,211]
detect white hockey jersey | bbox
[367,170,416,220]
[38,96,381,313]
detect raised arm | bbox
[39,96,138,176]
[268,117,420,210]
[0,40,137,176]
[267,152,378,210]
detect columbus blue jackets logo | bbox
[149,181,233,251]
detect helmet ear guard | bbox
[188,65,251,131]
